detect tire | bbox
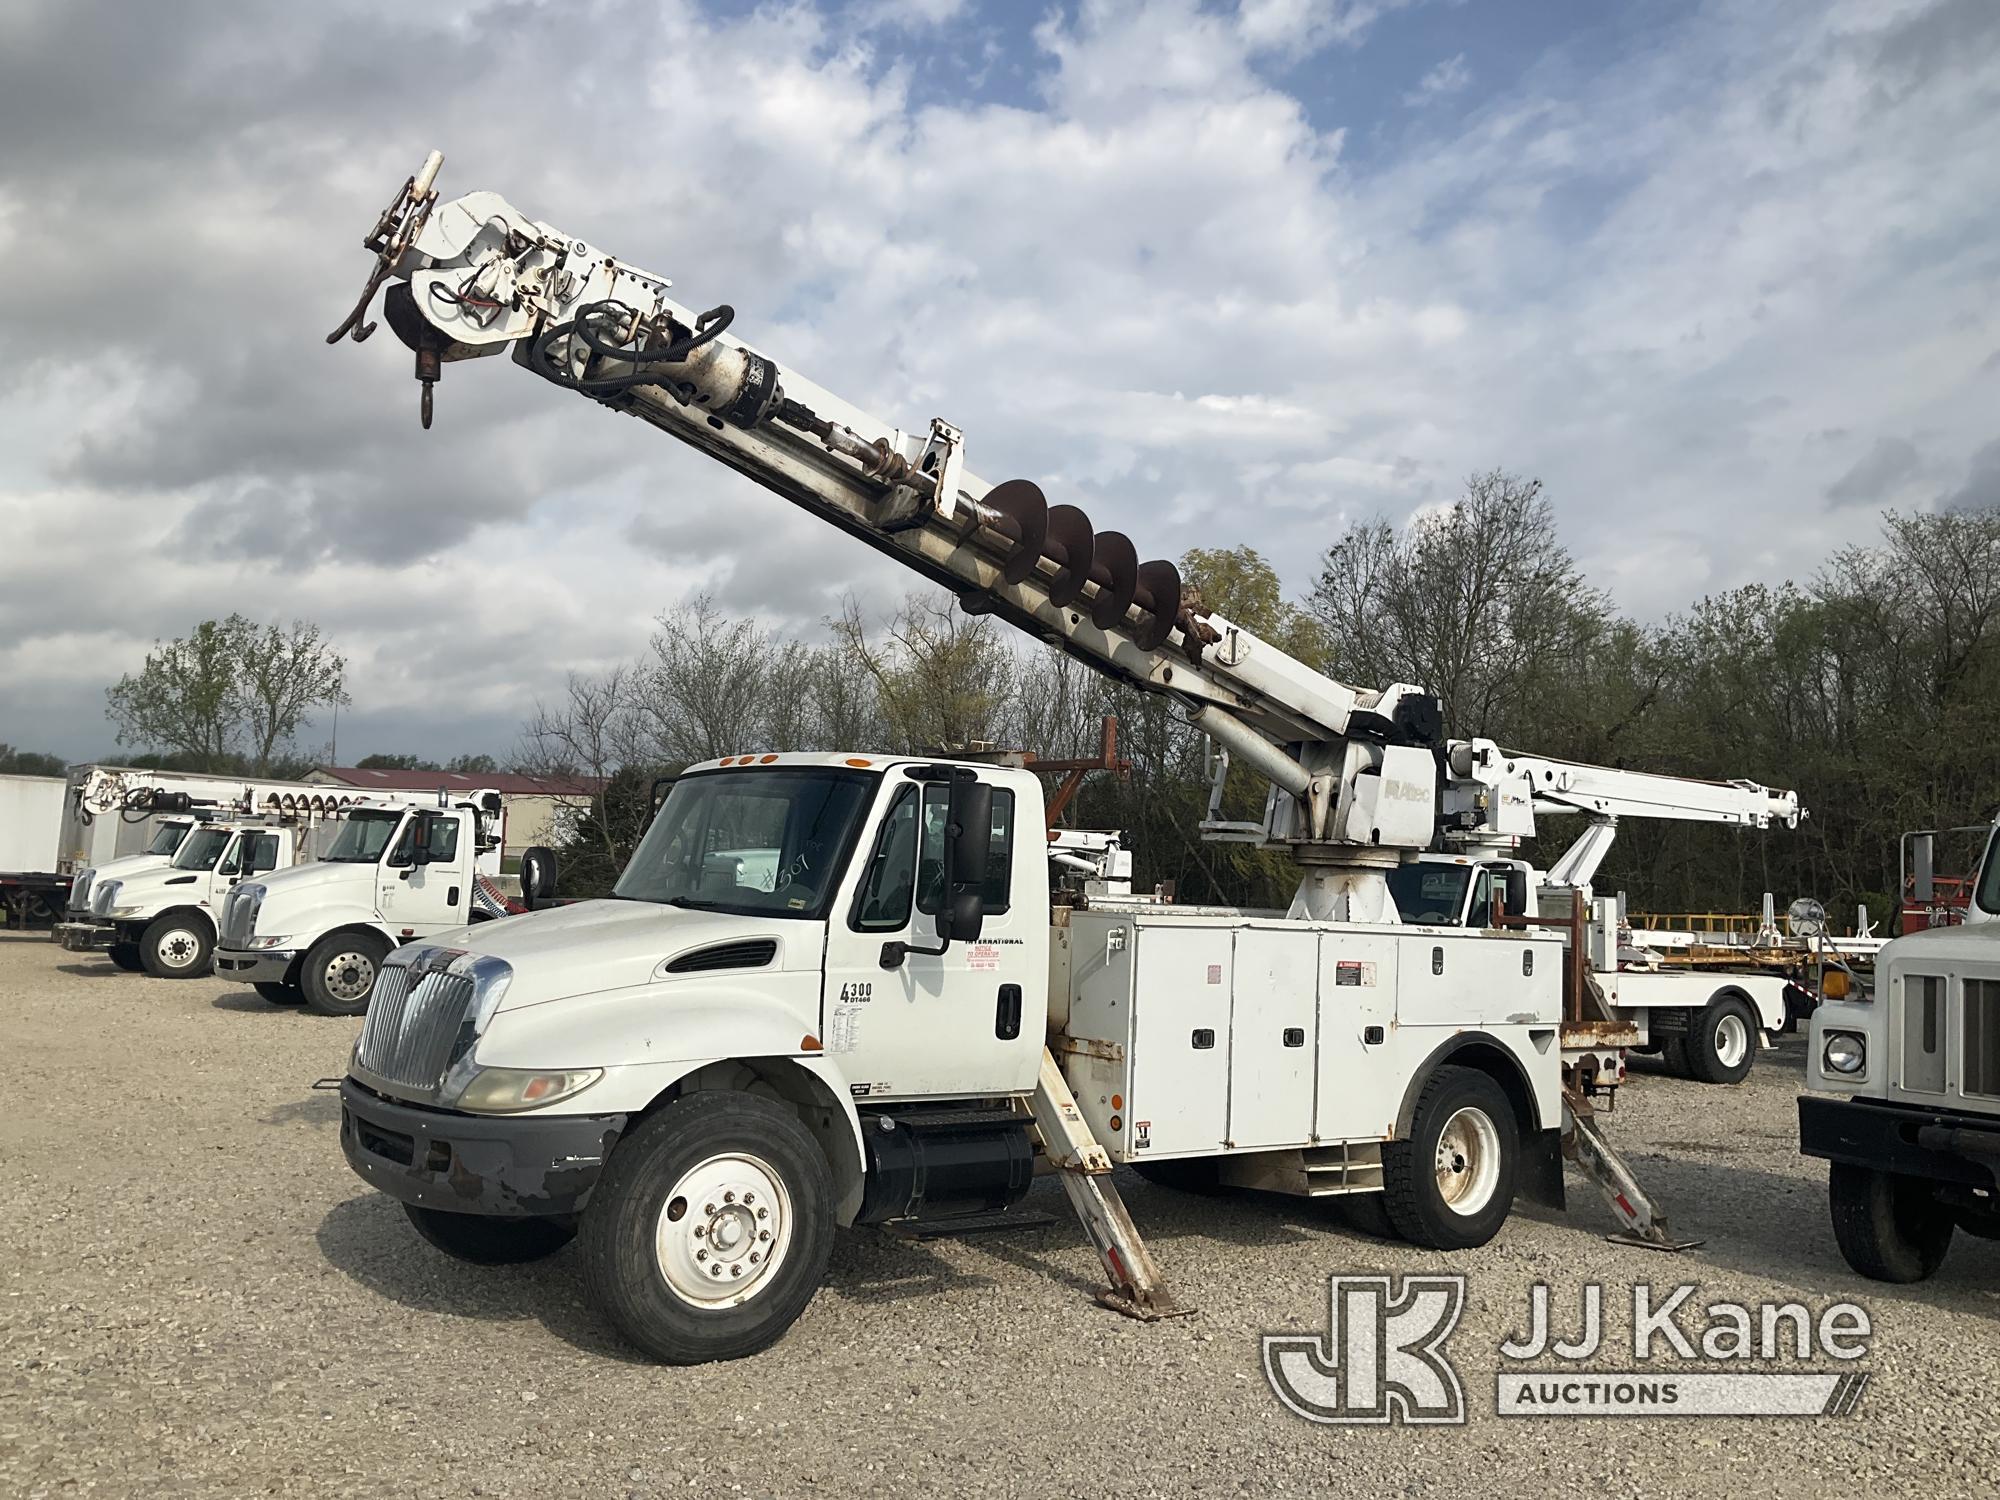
[1656,1036,1689,1078]
[1828,1163,1953,1282]
[300,930,391,1017]
[1130,1158,1225,1194]
[107,943,143,973]
[139,913,213,979]
[404,1204,576,1265]
[1685,995,1757,1085]
[1381,1065,1518,1250]
[254,981,305,1006]
[1336,1192,1402,1241]
[1955,1206,2000,1242]
[580,1091,834,1365]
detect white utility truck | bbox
[59,817,305,977]
[324,153,1697,1365]
[1802,822,2000,1281]
[214,791,510,1014]
[1387,751,1805,1084]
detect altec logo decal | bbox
[1265,1277,1875,1424]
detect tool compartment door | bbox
[1315,933,1402,1142]
[1226,926,1317,1150]
[1128,922,1232,1156]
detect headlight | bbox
[1823,1032,1866,1075]
[111,905,142,917]
[245,934,291,950]
[451,1067,603,1114]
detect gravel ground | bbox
[4,929,1998,1499]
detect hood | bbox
[104,865,209,905]
[88,852,172,882]
[414,898,817,1012]
[251,859,374,907]
[1882,915,2000,967]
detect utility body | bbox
[214,791,508,1013]
[326,153,1745,1363]
[1802,822,2000,1281]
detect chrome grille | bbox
[1966,978,2000,1100]
[69,870,94,914]
[221,885,263,948]
[91,880,119,916]
[356,961,478,1094]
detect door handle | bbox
[447,885,460,906]
[995,983,1022,1041]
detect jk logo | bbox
[1263,1275,1468,1425]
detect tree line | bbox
[519,475,2000,926]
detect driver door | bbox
[377,812,471,936]
[819,775,1040,1100]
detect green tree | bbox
[0,745,66,777]
[446,753,499,775]
[105,615,348,776]
[357,753,441,771]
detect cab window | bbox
[239,832,281,876]
[852,787,919,931]
[423,815,460,864]
[916,785,1015,917]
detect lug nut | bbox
[731,1265,743,1277]
[756,1207,768,1220]
[696,1249,707,1261]
[705,1203,716,1215]
[743,1192,754,1205]
[724,1191,736,1204]
[693,1225,705,1238]
[749,1252,760,1265]
[759,1229,771,1242]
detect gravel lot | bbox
[3,929,1997,1498]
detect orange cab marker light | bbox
[844,757,873,768]
[800,1035,822,1052]
[760,754,779,764]
[719,756,736,766]
[1111,1094,1123,1111]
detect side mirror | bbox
[519,845,559,911]
[1502,867,1530,921]
[937,778,992,944]
[1910,832,1936,906]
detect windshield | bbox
[1387,862,1472,925]
[171,827,233,872]
[146,821,192,856]
[323,809,406,863]
[614,768,875,919]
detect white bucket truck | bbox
[321,154,1693,1366]
[1802,823,2000,1281]
[214,791,509,1014]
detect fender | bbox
[1394,1030,1550,1137]
[143,903,215,938]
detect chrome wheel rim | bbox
[322,950,377,1003]
[1434,1106,1502,1216]
[654,1152,793,1307]
[155,928,203,970]
[1714,1012,1749,1069]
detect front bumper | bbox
[1799,1094,2000,1189]
[214,947,299,983]
[55,920,114,953]
[339,1078,627,1218]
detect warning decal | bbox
[968,944,1001,971]
[1334,960,1377,987]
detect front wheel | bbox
[140,914,213,978]
[254,981,305,1006]
[1686,995,1757,1085]
[1381,1065,1518,1250]
[301,930,391,1016]
[404,1205,575,1264]
[1828,1163,1954,1282]
[107,943,144,973]
[580,1092,834,1365]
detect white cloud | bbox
[0,0,1994,762]
[1405,51,1471,105]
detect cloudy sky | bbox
[1,0,1994,766]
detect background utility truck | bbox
[214,791,511,1014]
[324,152,1695,1366]
[60,817,306,977]
[1802,821,2000,1282]
[1386,749,1805,1084]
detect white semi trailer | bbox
[1803,821,2000,1282]
[0,772,70,927]
[322,152,1698,1365]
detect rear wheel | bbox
[301,930,391,1016]
[404,1205,576,1264]
[107,943,143,973]
[1382,1066,1518,1250]
[1685,995,1757,1085]
[1828,1163,1953,1282]
[140,914,212,979]
[254,981,305,1006]
[580,1092,833,1365]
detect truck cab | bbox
[1801,819,2000,1281]
[215,794,504,1014]
[62,820,293,977]
[64,817,198,921]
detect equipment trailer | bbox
[323,153,1693,1364]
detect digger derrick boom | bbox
[333,155,1446,885]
